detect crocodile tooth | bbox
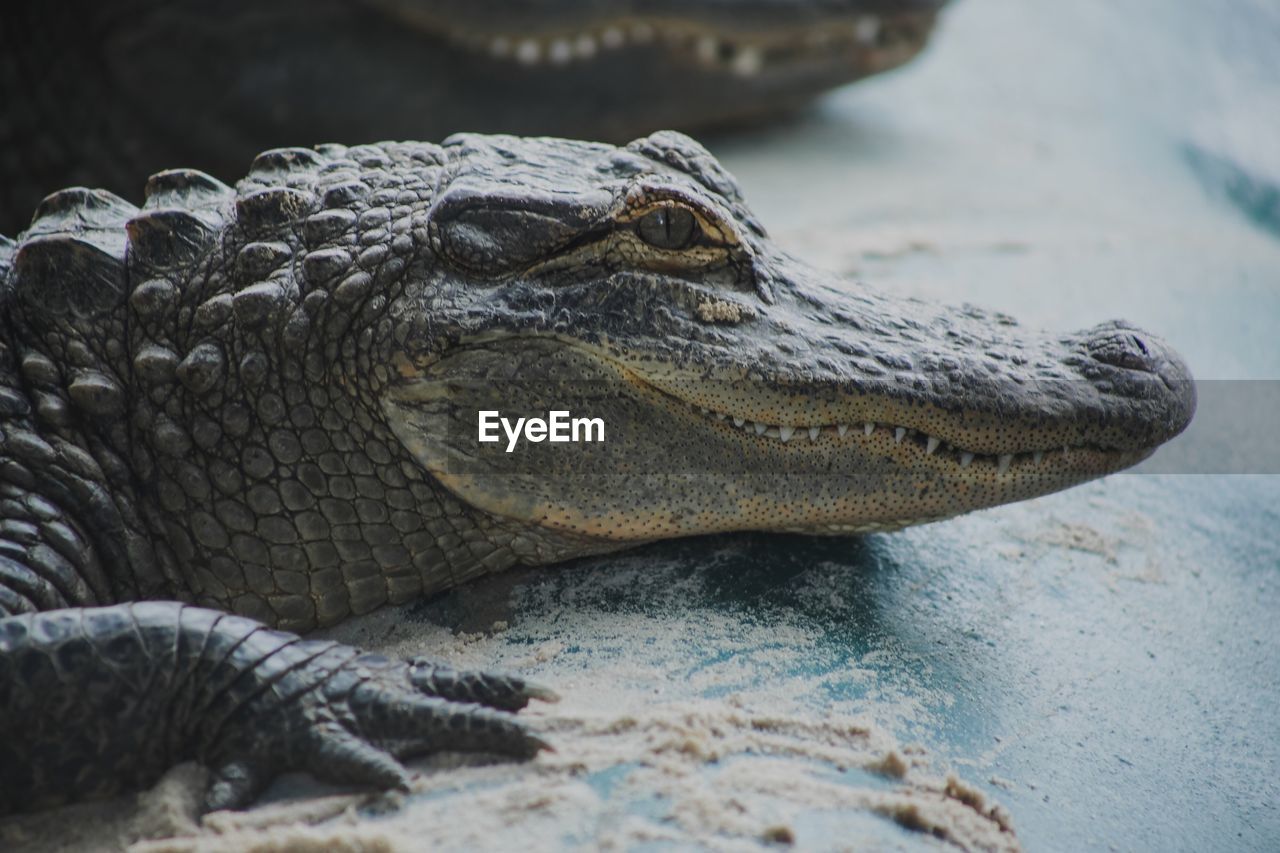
[778,425,795,442]
[696,36,719,63]
[574,34,598,58]
[1033,451,1044,464]
[714,412,727,421]
[731,45,763,76]
[1063,445,1070,458]
[699,407,710,415]
[515,40,541,65]
[753,422,767,435]
[894,427,906,444]
[959,452,974,467]
[925,436,941,455]
[837,424,849,437]
[863,422,875,436]
[549,38,573,64]
[997,454,1013,475]
[809,426,821,442]
[601,27,625,49]
[855,16,881,45]
[489,37,511,57]
[733,417,745,428]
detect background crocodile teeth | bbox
[451,12,905,72]
[731,46,764,77]
[548,39,574,65]
[515,40,541,65]
[855,16,882,45]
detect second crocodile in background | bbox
[0,131,1194,817]
[0,0,949,234]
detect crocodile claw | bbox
[200,649,552,812]
[409,659,561,710]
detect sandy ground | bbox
[4,551,1020,852]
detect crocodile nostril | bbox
[1086,325,1157,373]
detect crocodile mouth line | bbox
[654,392,1151,475]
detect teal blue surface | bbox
[419,473,1275,849]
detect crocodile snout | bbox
[1080,320,1196,443]
[1085,321,1165,373]
[1085,319,1192,383]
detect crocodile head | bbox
[383,132,1196,548]
[1,132,1195,626]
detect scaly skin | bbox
[0,132,1194,815]
[0,0,946,234]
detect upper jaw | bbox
[579,258,1196,463]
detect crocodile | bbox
[0,131,1194,816]
[0,0,947,234]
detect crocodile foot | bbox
[201,649,557,812]
[0,604,556,815]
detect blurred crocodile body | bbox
[0,0,947,233]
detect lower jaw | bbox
[481,449,1150,542]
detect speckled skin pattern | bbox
[0,132,1193,815]
[0,0,947,233]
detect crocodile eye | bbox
[637,206,697,250]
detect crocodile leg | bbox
[0,602,550,815]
